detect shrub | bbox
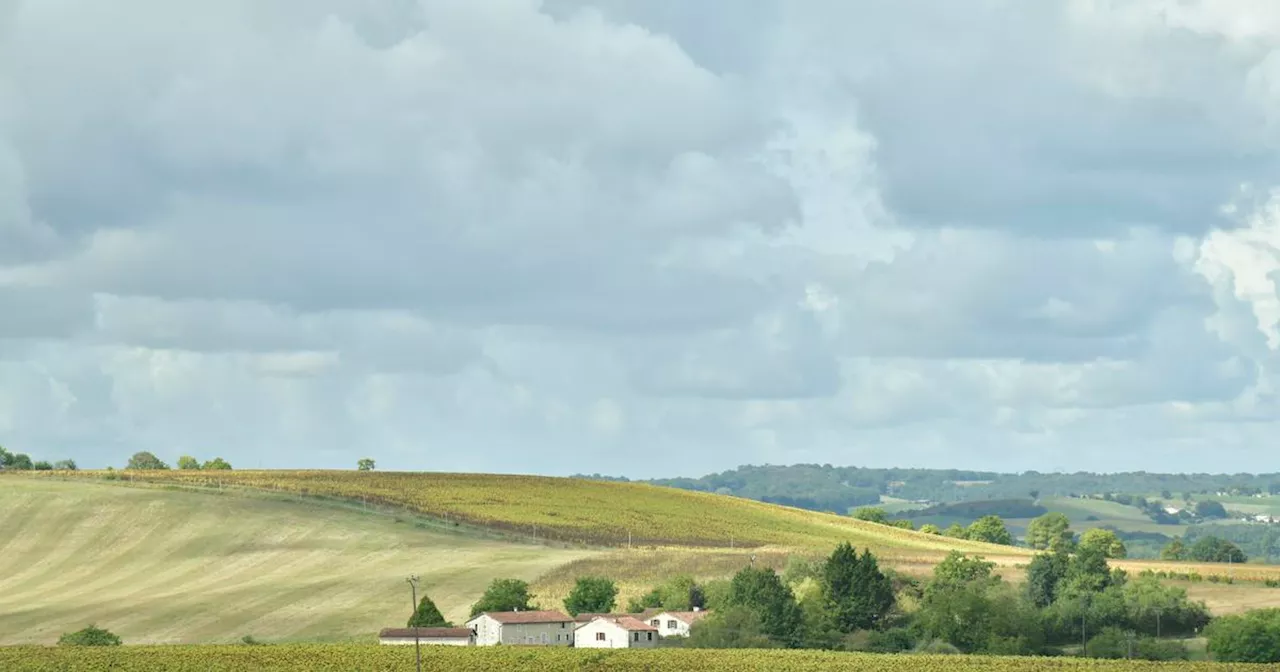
[58,625,121,647]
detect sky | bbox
[4,1,1280,477]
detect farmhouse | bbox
[465,610,575,646]
[640,608,710,637]
[377,627,473,646]
[573,615,659,648]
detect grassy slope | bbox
[0,479,593,645]
[15,470,1028,558]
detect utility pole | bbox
[1155,608,1162,638]
[407,575,422,672]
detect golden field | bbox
[0,645,1273,671]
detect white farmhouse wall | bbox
[465,615,573,646]
[574,620,657,649]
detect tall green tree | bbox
[1025,551,1070,608]
[408,594,451,627]
[563,576,618,616]
[0,445,11,467]
[727,566,803,647]
[966,515,1013,545]
[819,543,894,633]
[1079,528,1127,559]
[177,455,201,470]
[357,458,376,471]
[469,578,534,617]
[52,459,78,470]
[1188,536,1246,563]
[1025,512,1075,552]
[10,453,33,470]
[202,457,233,470]
[125,452,169,470]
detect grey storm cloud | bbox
[3,0,1280,475]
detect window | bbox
[647,633,653,641]
[667,620,677,629]
[650,619,659,627]
[633,632,639,642]
[596,632,606,641]
[561,622,566,628]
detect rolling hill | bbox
[0,478,592,645]
[15,470,1027,556]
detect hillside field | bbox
[0,644,1272,671]
[14,470,1025,557]
[0,479,593,645]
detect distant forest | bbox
[578,464,1280,515]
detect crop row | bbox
[0,646,1269,672]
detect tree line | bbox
[0,445,76,471]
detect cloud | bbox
[2,0,1280,475]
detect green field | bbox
[0,644,1271,671]
[0,479,593,645]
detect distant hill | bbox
[581,464,1280,515]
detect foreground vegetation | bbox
[0,645,1274,671]
[10,470,1019,555]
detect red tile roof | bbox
[665,611,710,625]
[586,615,658,632]
[573,612,628,623]
[378,627,473,639]
[477,610,574,624]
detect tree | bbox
[53,459,78,470]
[1025,551,1070,608]
[727,566,803,647]
[1205,608,1280,663]
[357,458,376,471]
[202,457,233,470]
[32,460,53,471]
[564,576,618,616]
[177,455,201,470]
[1060,545,1115,597]
[469,578,534,617]
[1029,490,1040,501]
[58,625,122,646]
[10,453,33,470]
[944,523,968,539]
[1188,536,1246,563]
[920,524,942,535]
[684,606,777,649]
[819,543,894,633]
[851,507,889,524]
[1079,528,1127,559]
[1161,537,1187,561]
[0,445,11,467]
[1161,489,1173,500]
[966,515,1013,545]
[1195,500,1228,519]
[408,594,451,627]
[1026,512,1075,552]
[126,451,169,470]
